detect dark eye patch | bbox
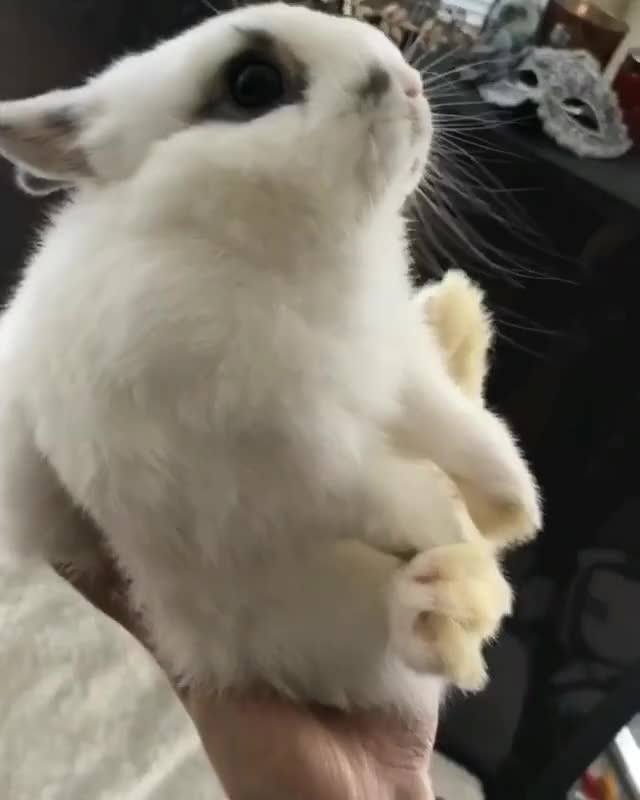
[356,66,391,104]
[195,29,308,123]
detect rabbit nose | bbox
[402,72,423,99]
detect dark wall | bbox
[0,1,130,299]
[0,0,219,301]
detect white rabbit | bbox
[0,3,540,712]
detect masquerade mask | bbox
[475,47,631,158]
[459,0,631,159]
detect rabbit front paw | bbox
[389,541,512,691]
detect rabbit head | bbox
[0,3,431,225]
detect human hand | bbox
[59,554,437,800]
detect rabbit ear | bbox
[0,89,93,187]
[15,167,71,197]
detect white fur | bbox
[0,4,539,712]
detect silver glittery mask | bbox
[460,0,631,160]
[476,47,631,158]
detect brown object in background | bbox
[614,48,640,146]
[593,0,630,17]
[536,0,629,68]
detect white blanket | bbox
[0,564,482,799]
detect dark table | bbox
[439,82,640,220]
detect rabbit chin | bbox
[364,137,431,212]
[356,100,432,209]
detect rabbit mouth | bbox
[407,93,432,140]
[409,106,427,143]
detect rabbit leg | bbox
[391,338,541,547]
[243,537,513,701]
[360,446,480,557]
[358,449,513,691]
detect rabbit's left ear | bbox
[0,88,93,194]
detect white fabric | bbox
[431,751,485,800]
[0,563,222,800]
[0,563,483,799]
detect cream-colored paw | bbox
[459,476,542,550]
[414,271,542,548]
[416,270,493,400]
[458,427,542,550]
[390,542,512,691]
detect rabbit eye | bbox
[197,35,306,123]
[229,61,284,110]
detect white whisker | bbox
[200,0,221,14]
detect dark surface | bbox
[429,78,640,800]
[433,81,640,219]
[1,4,640,800]
[0,0,131,303]
[501,126,640,217]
